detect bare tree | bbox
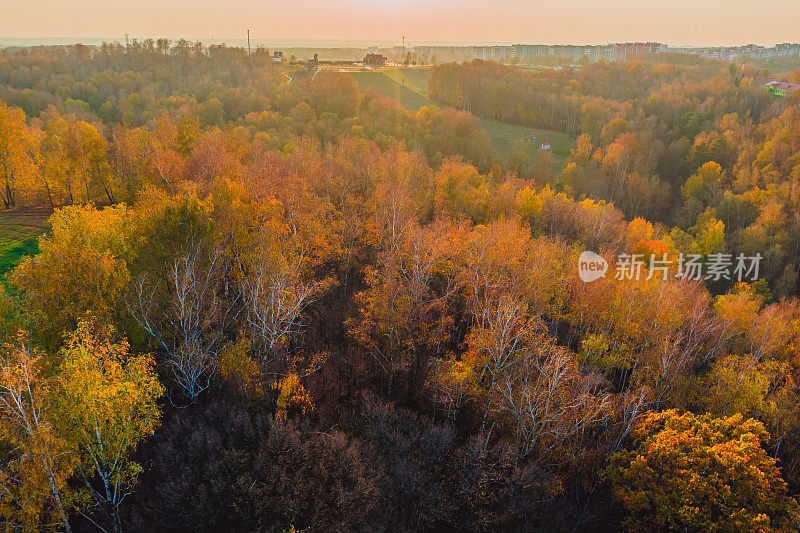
[500,335,610,460]
[243,253,317,369]
[129,247,233,402]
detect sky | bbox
[1,0,798,47]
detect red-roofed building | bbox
[363,53,386,67]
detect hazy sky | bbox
[2,0,797,47]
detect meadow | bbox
[0,208,50,279]
[349,66,575,169]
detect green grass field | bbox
[381,67,432,96]
[350,68,575,167]
[0,208,51,280]
[479,119,574,169]
[349,70,435,112]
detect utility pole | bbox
[247,29,251,56]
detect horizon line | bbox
[1,37,797,50]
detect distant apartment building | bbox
[736,44,768,58]
[413,42,664,64]
[612,42,666,62]
[512,44,550,60]
[776,43,800,56]
[548,44,619,62]
[671,43,800,61]
[551,45,579,60]
[411,41,800,65]
[466,45,515,61]
[469,46,490,60]
[415,46,473,62]
[673,47,735,61]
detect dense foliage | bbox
[431,59,800,297]
[1,42,800,531]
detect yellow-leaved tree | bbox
[0,102,40,209]
[56,319,163,533]
[11,205,132,348]
[0,335,78,532]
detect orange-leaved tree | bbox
[608,409,800,532]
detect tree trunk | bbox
[44,180,55,208]
[1,180,11,209]
[42,454,72,533]
[112,505,123,533]
[102,475,123,533]
[49,480,73,533]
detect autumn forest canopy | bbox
[3,40,800,531]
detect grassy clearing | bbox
[349,71,435,112]
[0,208,52,279]
[381,67,432,96]
[479,119,575,169]
[350,68,575,169]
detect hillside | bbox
[349,67,575,168]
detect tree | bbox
[56,319,162,533]
[129,246,226,403]
[431,220,578,437]
[434,159,489,223]
[242,247,319,368]
[128,191,229,402]
[39,109,74,206]
[307,72,359,118]
[608,409,800,532]
[682,162,726,213]
[0,102,39,209]
[110,124,156,204]
[500,325,610,459]
[10,205,132,347]
[0,336,77,532]
[65,121,114,204]
[129,399,375,531]
[571,277,724,403]
[349,219,458,400]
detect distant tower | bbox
[247,29,251,55]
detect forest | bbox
[1,40,800,531]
